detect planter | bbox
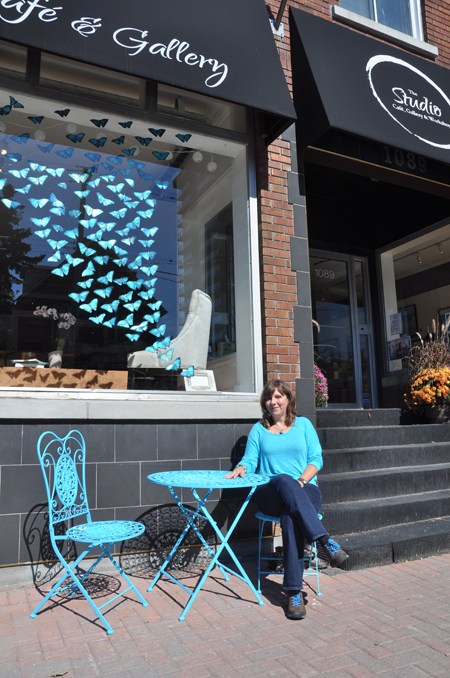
[48,350,63,369]
[423,404,450,424]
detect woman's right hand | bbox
[224,465,246,479]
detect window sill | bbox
[330,6,438,59]
[0,387,261,420]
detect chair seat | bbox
[66,520,145,544]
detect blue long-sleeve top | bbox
[239,417,323,486]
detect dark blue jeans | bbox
[255,474,327,591]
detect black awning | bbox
[0,0,295,143]
[290,8,450,164]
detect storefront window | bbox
[0,88,254,392]
[340,0,421,38]
[380,221,450,372]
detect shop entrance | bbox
[310,251,376,409]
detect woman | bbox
[226,379,348,620]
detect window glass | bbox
[0,89,253,392]
[340,0,414,36]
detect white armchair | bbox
[127,289,212,370]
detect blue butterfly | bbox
[113,276,128,286]
[119,291,133,302]
[94,255,109,265]
[141,265,158,276]
[113,257,128,267]
[118,168,132,177]
[122,237,136,246]
[87,231,102,242]
[47,168,65,177]
[99,239,116,250]
[69,291,89,303]
[68,210,82,219]
[79,219,97,229]
[131,321,148,333]
[139,239,154,248]
[154,338,171,349]
[52,263,70,277]
[118,121,133,128]
[124,200,139,210]
[89,137,106,147]
[101,300,119,313]
[80,299,98,313]
[144,311,160,324]
[86,164,99,175]
[5,153,21,162]
[35,228,51,238]
[98,222,116,232]
[137,170,153,180]
[135,137,151,146]
[107,183,124,194]
[112,136,125,145]
[94,286,113,298]
[85,206,103,217]
[116,228,130,237]
[56,148,74,159]
[29,198,48,208]
[58,183,67,189]
[49,192,64,206]
[66,133,85,143]
[150,325,166,338]
[48,239,68,250]
[75,190,90,199]
[128,259,141,270]
[66,254,84,267]
[69,172,89,184]
[82,261,96,277]
[126,217,141,229]
[110,208,127,219]
[117,313,134,328]
[148,128,165,137]
[29,176,48,185]
[98,193,114,206]
[137,210,154,219]
[30,163,46,171]
[107,156,123,165]
[101,163,114,172]
[166,358,181,371]
[55,109,70,117]
[38,143,55,153]
[97,271,114,285]
[138,290,155,301]
[2,199,20,209]
[85,152,101,162]
[91,118,108,128]
[28,116,44,124]
[141,227,158,238]
[11,133,30,144]
[152,151,169,161]
[48,252,61,263]
[143,278,157,289]
[77,278,94,289]
[126,279,144,290]
[175,134,192,143]
[124,178,134,187]
[127,159,145,169]
[135,190,152,200]
[0,178,6,189]
[52,225,64,232]
[155,180,170,191]
[124,300,142,312]
[89,313,106,325]
[114,245,127,256]
[159,349,175,362]
[64,228,79,239]
[30,216,51,228]
[9,168,29,178]
[79,243,96,256]
[103,318,117,328]
[88,178,101,187]
[181,366,195,377]
[148,301,162,311]
[125,333,141,342]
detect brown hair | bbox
[260,379,297,429]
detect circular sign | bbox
[367,55,450,149]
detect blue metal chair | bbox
[256,511,322,596]
[30,430,148,634]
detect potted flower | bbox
[33,306,76,368]
[314,364,328,408]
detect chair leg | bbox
[105,548,148,607]
[257,519,265,593]
[312,541,322,596]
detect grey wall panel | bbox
[116,423,157,462]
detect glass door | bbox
[310,252,377,409]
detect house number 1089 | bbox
[383,145,427,173]
[315,268,334,279]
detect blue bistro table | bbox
[147,470,269,621]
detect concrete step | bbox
[322,488,450,535]
[322,441,450,474]
[318,423,450,450]
[320,462,450,503]
[334,516,450,570]
[317,408,401,428]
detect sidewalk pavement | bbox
[1,553,450,678]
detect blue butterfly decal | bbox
[29,176,48,185]
[116,228,130,237]
[30,217,51,228]
[85,152,101,162]
[150,325,166,338]
[35,228,51,238]
[91,118,108,128]
[79,243,96,257]
[119,291,133,302]
[58,182,67,189]
[52,263,70,277]
[68,209,82,218]
[148,128,165,137]
[29,198,48,208]
[77,278,94,289]
[131,321,148,333]
[141,265,158,276]
[110,208,127,219]
[113,257,128,267]
[114,245,127,256]
[152,151,169,161]
[98,222,116,232]
[128,159,145,169]
[181,366,195,377]
[118,168,132,177]
[107,155,123,165]
[80,299,99,313]
[144,311,160,324]
[50,207,66,216]
[117,313,134,328]
[69,172,89,184]
[8,97,24,110]
[89,313,106,325]
[139,290,155,301]
[166,358,181,371]
[101,300,120,313]
[97,271,114,285]
[64,228,79,239]
[94,286,113,299]
[28,115,44,124]
[135,190,152,200]
[126,217,141,229]
[85,206,103,217]
[48,239,68,250]
[107,183,124,194]
[56,148,74,159]
[122,148,137,157]
[124,300,142,312]
[126,279,144,290]
[66,254,84,267]
[155,180,170,191]
[69,291,89,303]
[5,153,21,162]
[2,199,20,209]
[103,318,117,328]
[137,170,153,180]
[137,210,154,219]
[148,300,162,311]
[122,237,136,246]
[75,190,90,199]
[93,255,109,265]
[124,178,134,187]
[66,133,85,143]
[98,193,114,206]
[125,333,141,342]
[11,133,30,144]
[0,178,6,189]
[29,162,46,171]
[175,134,192,143]
[159,348,175,362]
[47,168,65,177]
[139,239,154,248]
[81,261,96,277]
[88,178,101,187]
[118,121,133,128]
[113,276,128,285]
[112,136,125,145]
[38,143,55,153]
[99,239,116,250]
[135,137,151,146]
[55,109,70,117]
[48,252,61,263]
[89,137,106,147]
[79,218,97,229]
[86,165,99,175]
[9,168,29,179]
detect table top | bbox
[147,470,270,489]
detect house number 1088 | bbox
[383,145,427,173]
